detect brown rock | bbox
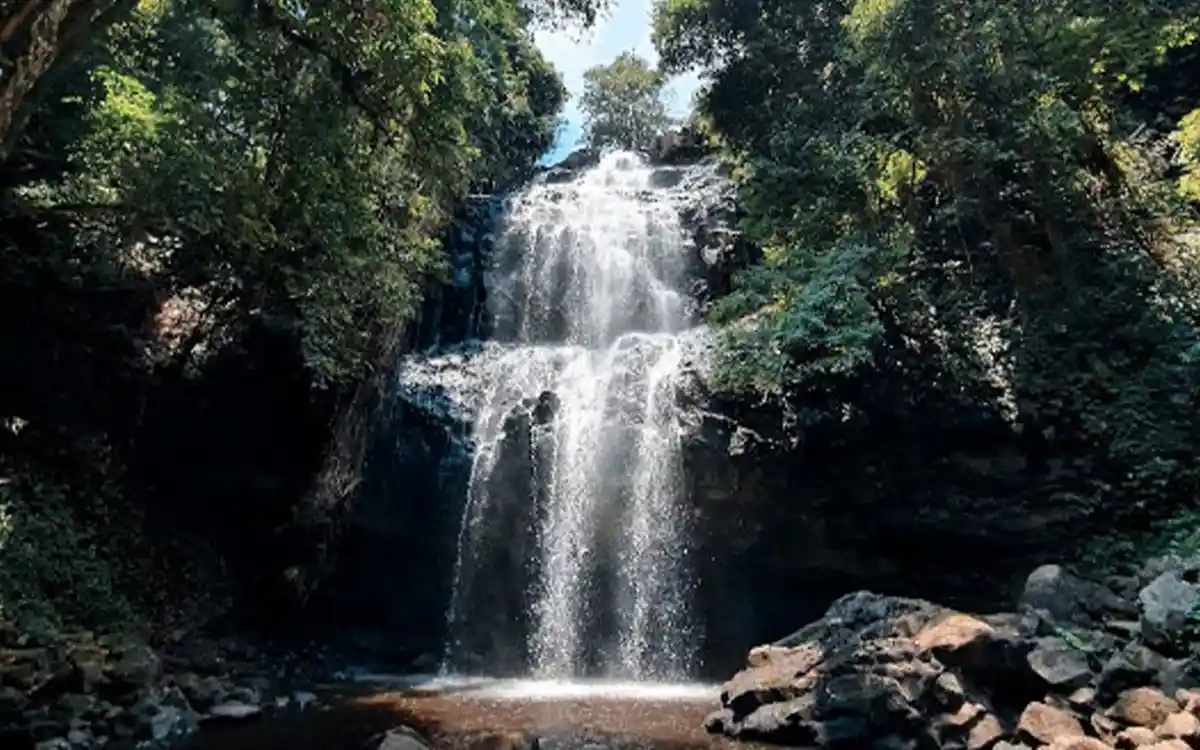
[934,672,966,709]
[1141,741,1191,750]
[1116,726,1159,747]
[941,702,985,729]
[1094,712,1122,739]
[1069,687,1098,709]
[747,645,792,667]
[1155,711,1200,741]
[721,643,823,717]
[1046,739,1115,750]
[1018,701,1085,745]
[914,614,997,655]
[967,713,1006,750]
[1177,689,1200,715]
[1109,688,1180,728]
[0,647,51,691]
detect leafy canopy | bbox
[5,0,573,386]
[653,0,1200,518]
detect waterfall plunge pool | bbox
[180,671,732,750]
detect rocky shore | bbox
[0,624,325,750]
[707,556,1200,750]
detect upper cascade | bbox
[489,151,693,347]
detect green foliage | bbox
[0,441,233,635]
[1180,107,1200,200]
[709,242,895,394]
[579,51,674,152]
[654,0,1200,539]
[8,0,570,386]
[0,472,135,631]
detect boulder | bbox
[967,713,1005,750]
[1108,688,1180,728]
[1028,638,1094,690]
[0,684,28,717]
[1117,726,1159,747]
[1138,573,1200,653]
[1098,645,1171,700]
[107,644,160,690]
[66,644,107,692]
[1154,711,1200,741]
[1022,565,1130,625]
[714,593,1032,747]
[1016,701,1085,745]
[707,559,1200,750]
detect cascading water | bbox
[402,152,708,681]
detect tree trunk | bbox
[0,0,136,160]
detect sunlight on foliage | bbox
[654,0,1200,543]
[7,0,569,386]
[1180,107,1200,201]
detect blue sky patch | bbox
[535,0,701,163]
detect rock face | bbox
[708,557,1200,750]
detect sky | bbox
[534,0,702,163]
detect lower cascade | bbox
[401,152,707,681]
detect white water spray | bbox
[431,152,703,680]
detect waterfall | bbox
[415,152,704,681]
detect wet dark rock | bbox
[1098,645,1170,701]
[1138,573,1200,654]
[1028,638,1094,690]
[174,673,224,712]
[107,644,161,691]
[714,592,1034,747]
[377,725,436,750]
[1021,565,1128,626]
[710,559,1200,749]
[0,685,28,716]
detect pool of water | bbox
[181,672,728,750]
[345,672,720,702]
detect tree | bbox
[654,0,1200,537]
[0,0,138,157]
[0,0,572,388]
[579,51,673,152]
